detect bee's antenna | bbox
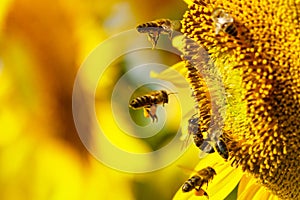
[213,161,226,169]
[168,92,178,96]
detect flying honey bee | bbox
[129,90,175,122]
[211,8,238,37]
[136,19,181,48]
[182,166,216,198]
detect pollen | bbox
[180,0,300,199]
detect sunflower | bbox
[143,0,300,199]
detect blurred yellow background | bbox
[0,0,207,199]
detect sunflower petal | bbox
[237,175,252,197]
[237,175,280,200]
[149,61,189,88]
[182,0,194,6]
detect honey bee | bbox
[211,8,238,37]
[185,115,229,159]
[129,90,174,122]
[136,19,181,48]
[187,115,203,147]
[184,115,215,153]
[182,166,216,198]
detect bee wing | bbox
[180,111,198,151]
[200,140,215,152]
[198,151,211,159]
[196,168,211,177]
[179,165,213,179]
[198,140,215,158]
[143,105,157,116]
[180,131,192,151]
[149,104,157,116]
[147,31,160,49]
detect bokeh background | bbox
[0,0,211,199]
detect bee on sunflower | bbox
[137,0,300,199]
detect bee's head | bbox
[165,90,178,103]
[188,116,199,125]
[161,90,169,103]
[136,24,146,33]
[207,167,217,175]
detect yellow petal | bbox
[150,61,189,88]
[182,0,194,6]
[238,175,280,200]
[237,175,252,197]
[173,153,244,200]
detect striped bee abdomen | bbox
[129,95,154,109]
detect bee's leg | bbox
[153,114,158,122]
[168,30,173,39]
[145,107,154,122]
[205,180,209,189]
[147,31,160,49]
[149,113,158,123]
[149,114,155,122]
[202,190,209,199]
